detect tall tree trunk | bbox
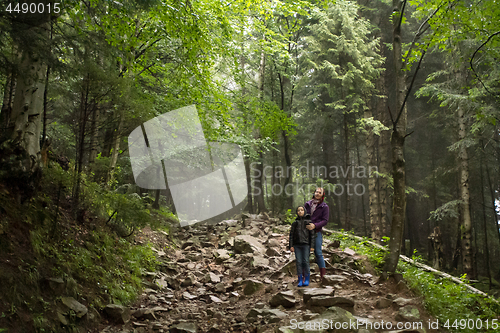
[485,158,500,248]
[322,112,337,225]
[383,0,407,274]
[106,113,123,185]
[253,153,268,213]
[244,157,254,213]
[42,64,50,148]
[1,68,17,138]
[365,109,380,239]
[73,75,90,213]
[252,50,268,213]
[343,112,351,230]
[457,106,473,278]
[479,145,492,289]
[3,3,51,174]
[355,130,368,237]
[88,105,100,164]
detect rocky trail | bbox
[95,214,443,333]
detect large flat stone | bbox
[233,235,266,254]
[301,288,335,302]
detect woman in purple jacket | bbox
[304,187,329,279]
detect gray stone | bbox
[246,308,287,323]
[104,304,131,324]
[308,296,354,308]
[169,321,198,333]
[267,239,281,247]
[181,276,195,287]
[56,310,68,326]
[393,297,415,307]
[243,279,264,295]
[215,282,226,292]
[251,255,270,268]
[182,291,197,300]
[322,275,347,286]
[214,249,231,263]
[155,277,169,289]
[298,307,357,333]
[301,288,335,302]
[233,235,266,254]
[209,295,223,303]
[205,272,221,284]
[375,297,392,309]
[269,290,297,308]
[60,297,87,318]
[132,308,156,320]
[221,219,239,227]
[266,248,280,257]
[395,305,421,322]
[47,277,65,294]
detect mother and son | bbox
[288,187,328,287]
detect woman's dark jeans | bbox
[314,231,326,269]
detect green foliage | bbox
[31,224,158,309]
[428,199,461,222]
[285,209,296,224]
[401,262,500,333]
[327,232,387,271]
[327,231,500,333]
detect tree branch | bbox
[395,49,426,125]
[469,31,500,98]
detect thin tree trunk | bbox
[244,157,254,213]
[485,158,500,247]
[457,106,473,278]
[106,113,123,185]
[344,112,351,230]
[73,74,90,212]
[88,105,100,164]
[42,64,50,148]
[480,143,492,289]
[355,129,368,236]
[384,0,407,274]
[1,68,16,138]
[254,153,268,213]
[376,67,391,239]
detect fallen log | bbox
[324,228,497,302]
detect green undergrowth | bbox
[327,231,500,333]
[0,163,177,332]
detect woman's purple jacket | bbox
[304,200,329,232]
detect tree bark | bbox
[355,130,368,237]
[383,0,407,274]
[343,112,351,230]
[89,104,100,164]
[2,2,51,174]
[106,114,123,184]
[457,106,473,278]
[253,153,268,213]
[479,146,492,289]
[0,68,17,138]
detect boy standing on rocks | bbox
[288,206,315,287]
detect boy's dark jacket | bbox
[288,214,316,249]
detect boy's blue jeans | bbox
[294,244,310,276]
[314,231,326,269]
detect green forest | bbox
[0,0,499,332]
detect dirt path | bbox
[95,214,444,333]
